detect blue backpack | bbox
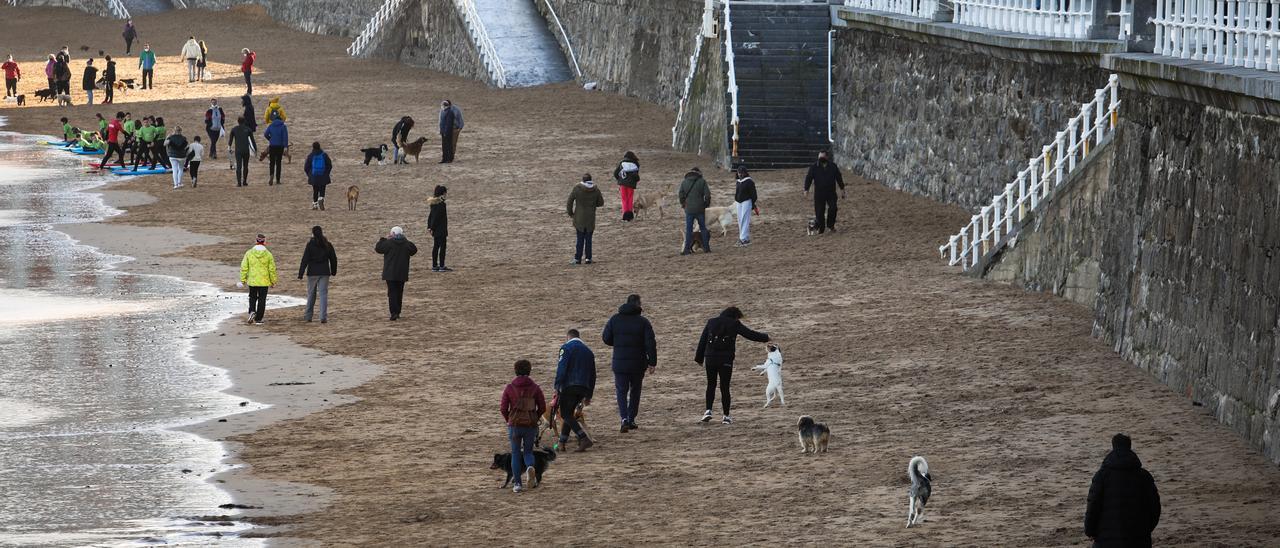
[311,153,326,176]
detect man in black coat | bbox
[1085,433,1161,547]
[374,226,418,321]
[601,294,657,433]
[694,306,769,424]
[803,150,846,235]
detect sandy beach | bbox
[2,5,1278,546]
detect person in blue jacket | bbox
[303,141,332,210]
[263,112,288,185]
[601,294,657,433]
[554,328,596,452]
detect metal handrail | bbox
[454,0,507,87]
[106,0,130,19]
[542,0,581,78]
[724,0,740,158]
[1152,0,1280,71]
[827,29,835,144]
[347,0,407,57]
[672,31,705,147]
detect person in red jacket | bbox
[98,111,127,171]
[240,48,256,96]
[2,55,19,98]
[499,359,546,493]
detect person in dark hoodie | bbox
[228,116,254,187]
[297,225,337,323]
[803,150,846,235]
[734,166,760,247]
[426,185,450,272]
[677,167,712,255]
[694,306,769,424]
[303,141,332,210]
[499,359,547,493]
[567,173,604,265]
[613,151,640,221]
[554,328,595,452]
[102,56,116,104]
[601,294,657,433]
[241,95,258,146]
[1085,433,1161,547]
[375,226,417,321]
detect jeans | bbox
[614,370,645,424]
[558,385,589,442]
[682,211,710,253]
[508,426,537,486]
[432,235,447,268]
[267,145,284,183]
[168,157,184,188]
[704,358,733,415]
[304,275,329,321]
[814,194,838,232]
[574,229,593,262]
[386,280,405,317]
[85,89,93,105]
[141,69,153,89]
[186,58,197,81]
[247,286,268,322]
[243,71,252,95]
[235,152,250,186]
[736,199,753,243]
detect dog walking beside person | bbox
[298,225,337,323]
[426,185,451,272]
[239,234,278,325]
[500,359,547,493]
[303,142,332,210]
[678,167,712,255]
[613,151,640,221]
[1,55,17,98]
[803,151,846,235]
[734,167,760,246]
[375,226,417,321]
[164,127,190,190]
[1085,433,1161,547]
[102,56,116,104]
[694,306,769,424]
[602,294,657,433]
[567,173,604,265]
[554,329,596,452]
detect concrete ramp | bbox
[471,0,573,87]
[121,0,178,14]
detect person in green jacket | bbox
[131,117,154,171]
[239,233,278,325]
[77,129,103,152]
[137,44,156,89]
[567,173,604,265]
[678,167,712,255]
[149,117,166,169]
[59,117,75,145]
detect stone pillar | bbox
[1128,0,1156,52]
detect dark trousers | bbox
[386,280,405,317]
[56,80,70,95]
[125,37,133,54]
[440,131,455,163]
[131,142,152,169]
[104,83,113,103]
[683,211,710,252]
[4,78,16,96]
[188,161,200,185]
[814,194,838,232]
[234,152,250,186]
[704,358,733,415]
[243,71,252,95]
[311,184,326,203]
[267,145,284,183]
[574,229,593,261]
[206,130,220,158]
[101,142,125,167]
[47,78,55,92]
[432,235,447,268]
[141,69,153,89]
[613,370,645,424]
[247,286,268,322]
[558,385,589,441]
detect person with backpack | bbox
[375,226,417,321]
[391,116,414,165]
[298,225,337,323]
[601,294,657,433]
[426,185,450,272]
[694,306,770,424]
[186,136,204,188]
[263,97,286,124]
[228,116,254,187]
[137,44,156,90]
[554,329,595,452]
[239,234,278,325]
[499,359,547,493]
[303,142,333,210]
[1085,433,1161,547]
[567,173,604,265]
[205,98,224,159]
[123,20,137,54]
[240,48,255,95]
[734,166,760,247]
[613,151,639,221]
[678,167,712,255]
[164,126,190,189]
[263,112,288,185]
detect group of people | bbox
[389,100,465,165]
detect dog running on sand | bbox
[346,186,359,210]
[907,456,932,527]
[490,448,556,489]
[797,416,830,454]
[360,144,388,165]
[752,344,785,408]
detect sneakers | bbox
[438,266,453,272]
[245,314,254,325]
[700,409,713,423]
[624,421,639,431]
[525,466,538,488]
[311,201,319,210]
[722,415,733,425]
[318,197,325,211]
[576,435,594,452]
[584,258,593,265]
[619,422,629,434]
[431,266,440,272]
[571,259,582,265]
[512,484,523,493]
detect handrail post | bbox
[1054,131,1066,186]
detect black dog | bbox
[15,95,25,106]
[490,448,556,488]
[34,89,56,102]
[360,144,388,165]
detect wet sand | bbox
[2,5,1279,546]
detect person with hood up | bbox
[426,185,450,272]
[677,167,712,255]
[102,55,116,104]
[694,306,769,424]
[137,43,156,89]
[803,150,846,235]
[499,359,547,493]
[297,225,337,323]
[240,48,255,95]
[554,329,596,452]
[391,116,414,165]
[601,294,657,433]
[205,98,224,159]
[164,126,190,189]
[375,226,418,321]
[734,166,760,246]
[241,94,258,133]
[263,97,286,124]
[303,142,332,210]
[123,20,137,54]
[612,151,639,221]
[263,111,288,185]
[53,52,71,96]
[239,233,278,325]
[81,58,98,105]
[567,173,604,265]
[181,37,201,83]
[1084,433,1161,547]
[3,55,21,98]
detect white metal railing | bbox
[543,0,582,78]
[724,0,740,157]
[1152,0,1280,71]
[953,0,1095,39]
[1113,0,1133,40]
[347,0,407,57]
[171,0,188,8]
[672,31,705,147]
[843,0,939,20]
[828,29,835,143]
[454,0,508,87]
[940,74,1121,270]
[106,0,130,19]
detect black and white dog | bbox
[360,144,389,165]
[907,455,932,527]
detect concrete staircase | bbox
[120,0,177,14]
[727,1,831,169]
[467,0,573,87]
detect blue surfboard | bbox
[112,167,171,175]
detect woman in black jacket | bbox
[81,59,98,105]
[694,306,769,424]
[297,225,337,323]
[426,185,450,272]
[102,56,116,104]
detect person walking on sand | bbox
[229,116,254,187]
[678,167,712,255]
[241,95,258,133]
[185,136,204,188]
[102,55,116,104]
[375,226,417,321]
[3,55,20,98]
[123,20,137,54]
[298,225,337,324]
[98,111,126,171]
[164,126,190,189]
[803,150,846,235]
[138,44,155,90]
[567,173,603,265]
[205,98,224,159]
[239,234,278,325]
[734,166,760,247]
[602,294,657,433]
[303,142,332,210]
[196,40,209,82]
[1085,433,1161,547]
[81,58,98,105]
[613,151,639,222]
[500,359,547,493]
[181,37,201,83]
[554,329,596,452]
[240,48,255,95]
[438,100,458,163]
[263,112,288,185]
[426,185,450,272]
[391,116,414,165]
[694,306,769,425]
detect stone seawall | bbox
[18,0,115,18]
[672,33,727,165]
[186,0,383,37]
[377,0,485,83]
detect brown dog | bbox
[346,185,359,210]
[400,137,428,163]
[539,395,588,449]
[258,145,292,164]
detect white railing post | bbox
[1067,118,1079,170]
[543,0,582,78]
[725,1,740,159]
[1054,131,1066,186]
[1004,182,1015,232]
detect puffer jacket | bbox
[298,238,337,278]
[1085,448,1161,547]
[239,245,278,287]
[375,235,417,281]
[263,98,286,124]
[264,119,288,147]
[601,301,657,374]
[426,196,448,238]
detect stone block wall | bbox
[672,33,727,165]
[377,0,485,83]
[19,0,116,18]
[185,0,383,37]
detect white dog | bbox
[752,344,784,407]
[680,204,738,252]
[907,456,932,527]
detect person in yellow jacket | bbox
[263,97,286,124]
[239,233,278,324]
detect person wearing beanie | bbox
[1085,433,1161,547]
[601,293,657,433]
[566,173,604,265]
[298,225,337,323]
[239,234,278,325]
[426,185,450,272]
[375,226,417,320]
[734,166,760,246]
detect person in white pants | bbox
[164,127,189,189]
[734,166,759,246]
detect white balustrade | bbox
[347,0,407,57]
[843,0,939,20]
[725,0,740,157]
[106,0,130,19]
[939,74,1121,270]
[1152,0,1280,71]
[672,31,705,147]
[952,0,1095,39]
[454,0,508,87]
